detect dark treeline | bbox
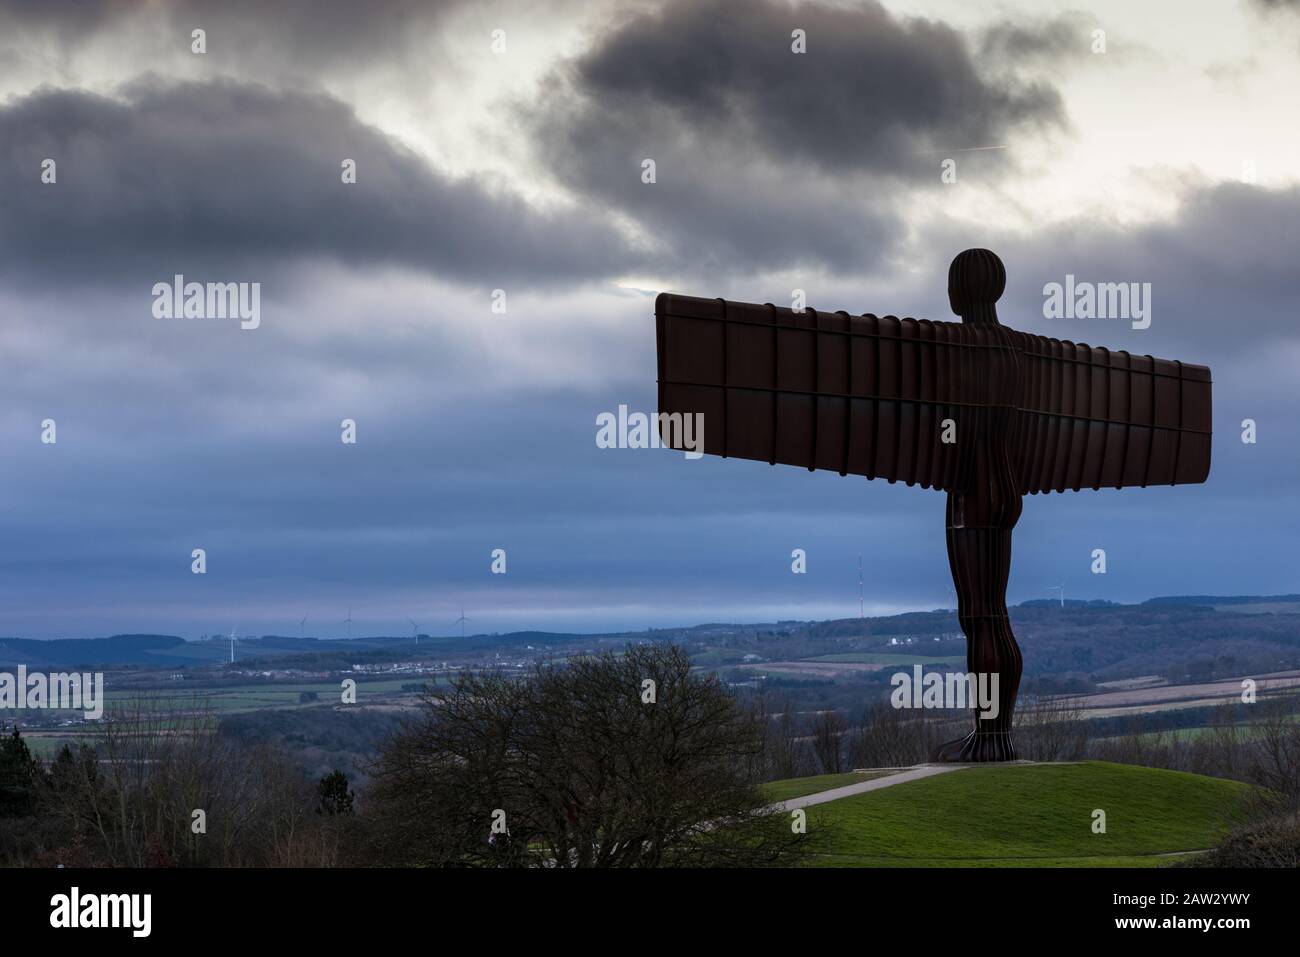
[0,700,354,867]
[0,646,813,868]
[218,707,405,784]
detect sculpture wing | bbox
[655,293,976,491]
[1015,334,1212,493]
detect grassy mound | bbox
[773,761,1251,867]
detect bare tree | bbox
[1014,695,1088,762]
[847,704,962,769]
[761,694,813,781]
[37,693,339,867]
[367,644,812,867]
[810,710,848,774]
[1247,696,1300,812]
[748,689,790,780]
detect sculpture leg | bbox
[934,499,1022,762]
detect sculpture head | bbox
[948,248,1005,324]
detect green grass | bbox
[762,770,894,802]
[796,761,1250,867]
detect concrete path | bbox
[774,764,966,812]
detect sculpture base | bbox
[932,729,1017,763]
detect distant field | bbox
[1074,671,1300,708]
[1095,714,1300,744]
[1212,601,1300,615]
[1070,672,1300,720]
[23,734,92,758]
[8,678,434,721]
[14,677,434,755]
[740,653,962,679]
[95,677,434,713]
[792,761,1249,867]
[808,653,964,666]
[1094,725,1225,744]
[1094,675,1165,691]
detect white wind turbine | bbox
[228,625,238,664]
[1047,584,1065,609]
[343,606,354,640]
[409,617,421,646]
[299,613,308,639]
[456,607,469,639]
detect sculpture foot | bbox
[932,729,1016,763]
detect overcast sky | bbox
[0,0,1297,639]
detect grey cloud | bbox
[569,0,1063,173]
[978,12,1098,65]
[529,0,1065,276]
[851,179,1300,360]
[0,0,462,68]
[996,181,1300,359]
[0,78,635,287]
[1,180,1297,637]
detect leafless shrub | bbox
[810,710,849,774]
[38,693,342,867]
[1246,696,1300,812]
[366,644,812,867]
[846,704,962,768]
[751,691,815,781]
[1013,695,1088,762]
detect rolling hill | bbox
[781,761,1251,867]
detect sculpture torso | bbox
[947,322,1023,533]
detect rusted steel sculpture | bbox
[655,249,1212,761]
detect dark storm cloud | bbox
[570,0,1063,173]
[530,0,1065,275]
[0,0,127,34]
[0,79,635,287]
